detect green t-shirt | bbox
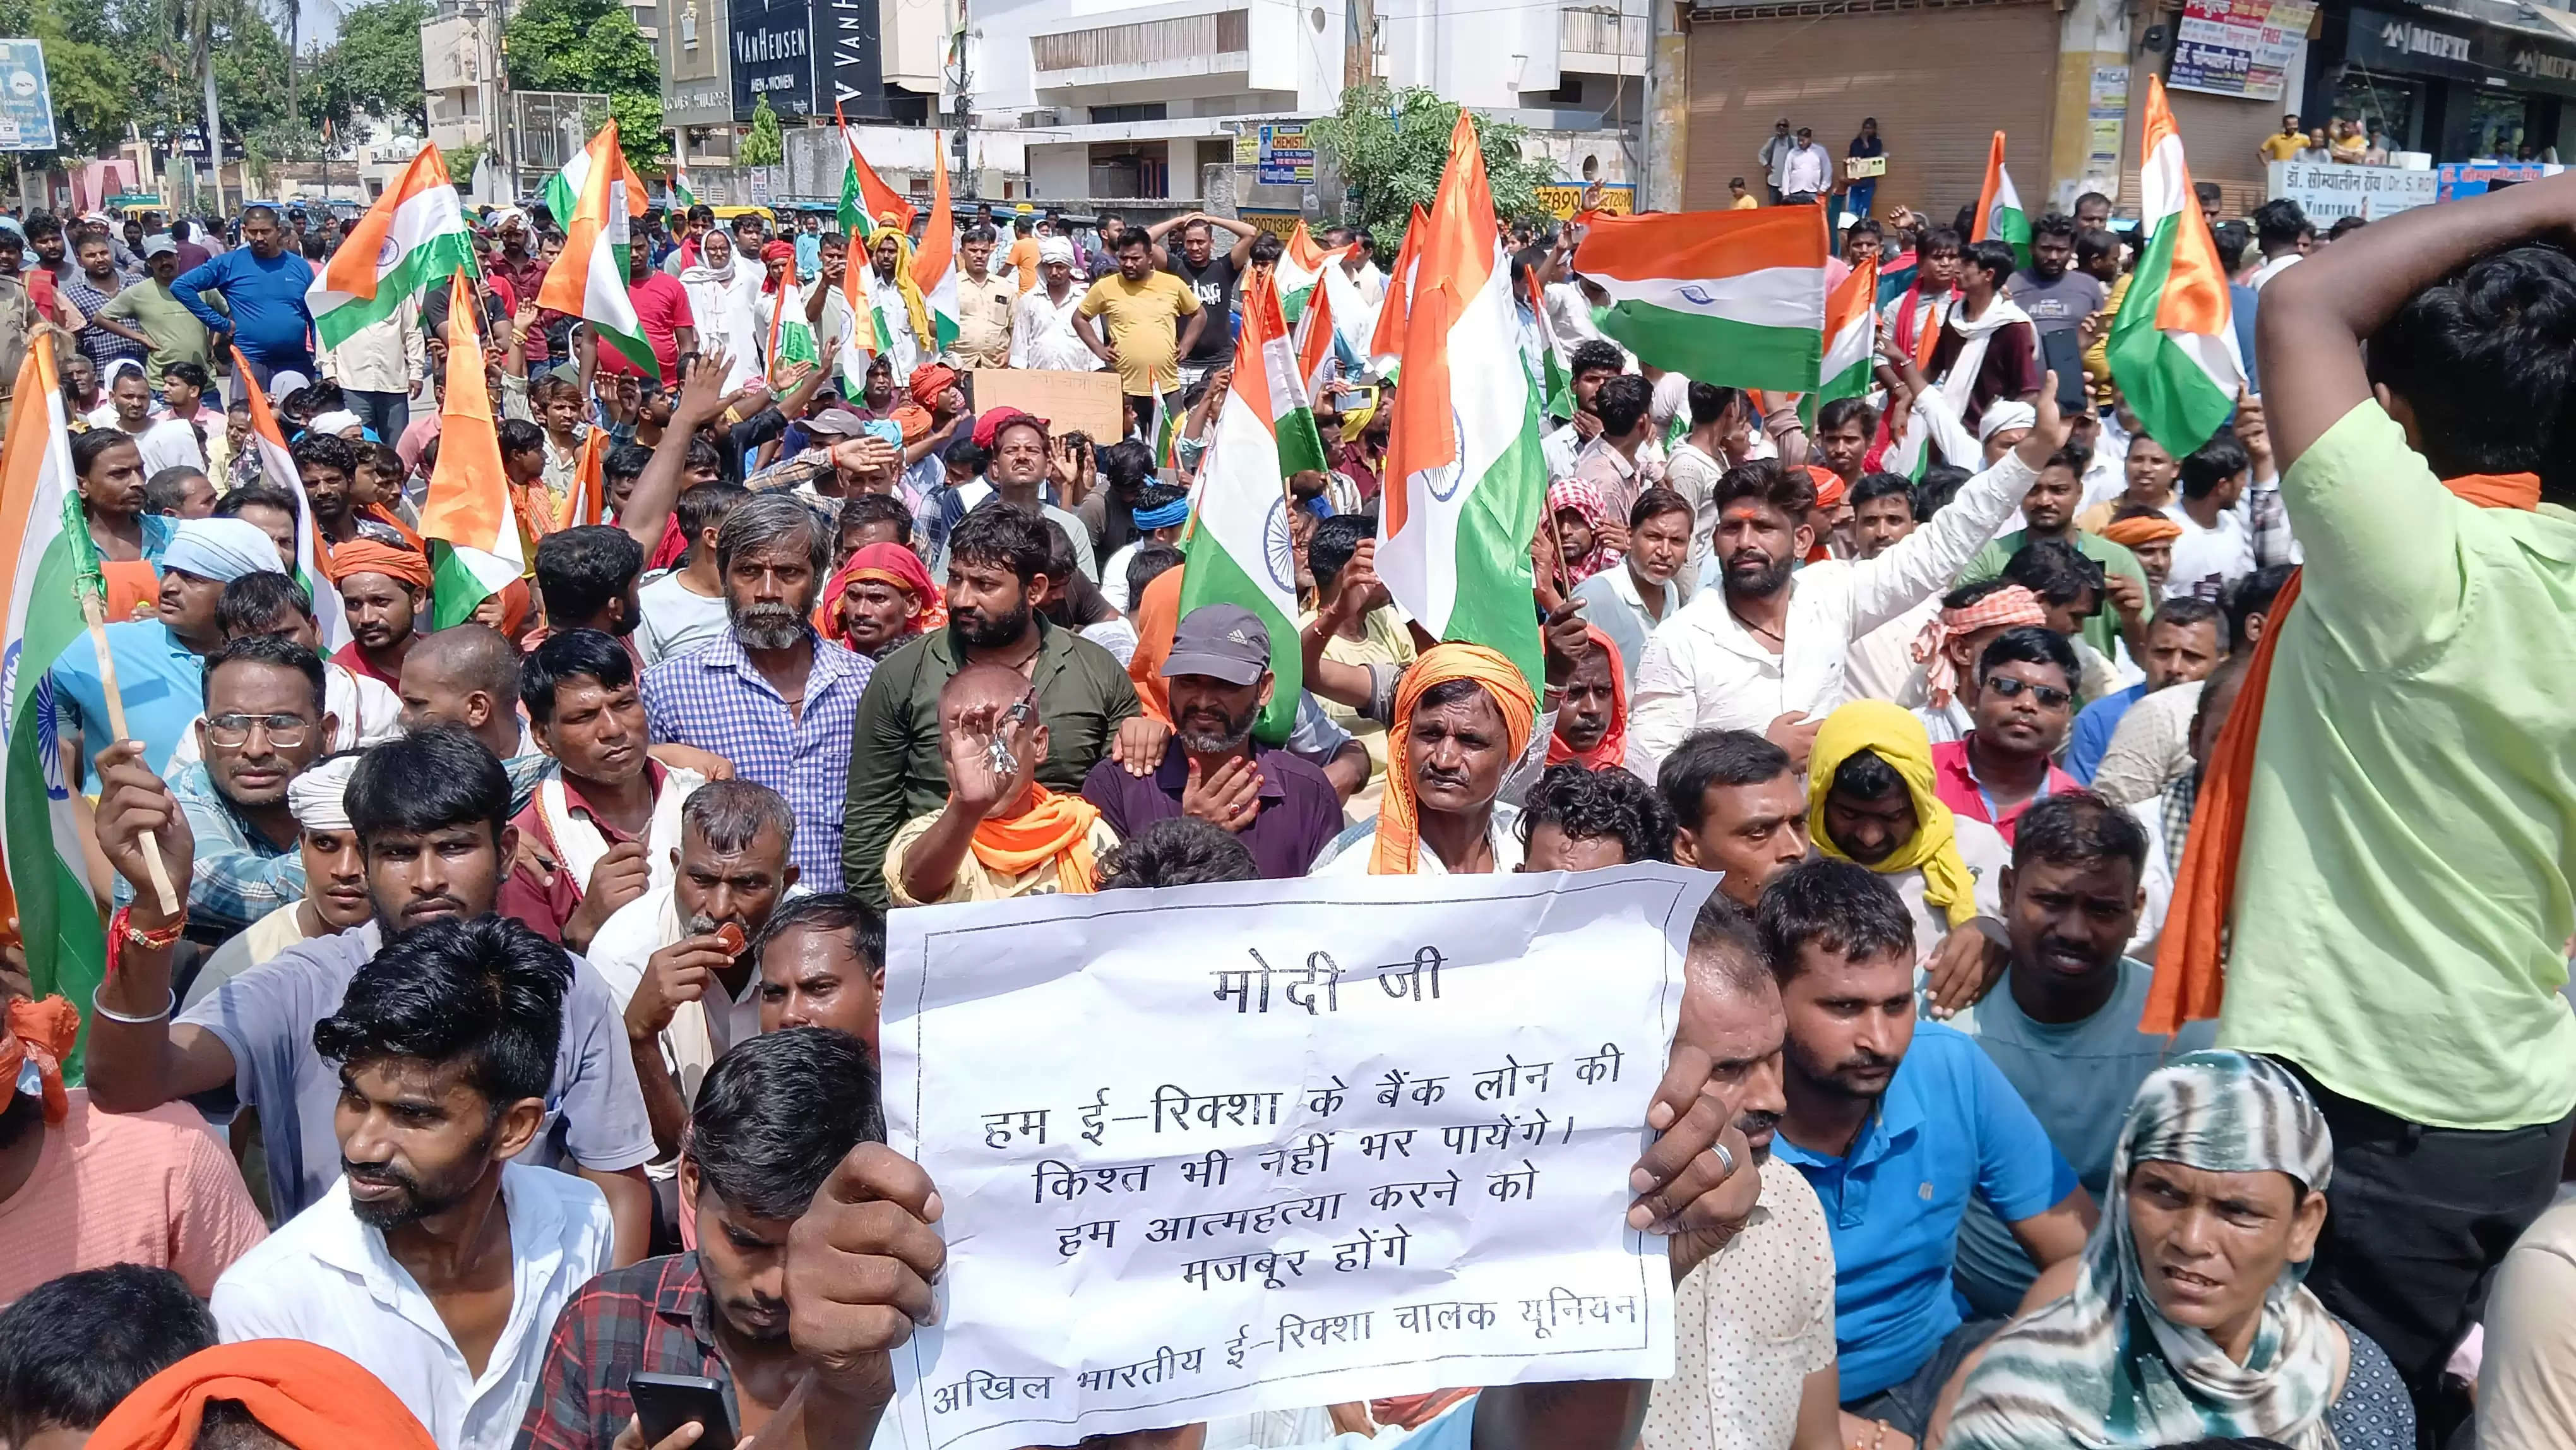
[2215,400,2576,1130]
[99,280,216,385]
[1957,526,2150,664]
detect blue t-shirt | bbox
[1771,1021,2077,1399]
[45,618,207,791]
[172,248,316,364]
[2065,681,2149,782]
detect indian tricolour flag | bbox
[910,136,962,354]
[1972,131,2031,269]
[670,155,698,208]
[835,117,912,386]
[1366,208,1423,381]
[0,347,104,1072]
[1575,205,1827,393]
[557,432,610,530]
[1378,111,1547,691]
[1178,272,1310,742]
[235,350,352,651]
[539,121,657,378]
[306,147,474,351]
[2108,75,2245,458]
[420,273,527,628]
[1294,260,1359,406]
[1818,256,1879,405]
[1276,222,1340,326]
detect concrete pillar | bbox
[1642,0,1688,212]
[2048,0,2132,208]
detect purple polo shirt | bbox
[1080,743,1343,879]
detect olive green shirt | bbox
[1957,527,2151,665]
[842,617,1143,908]
[2215,400,2576,1130]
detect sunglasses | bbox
[1982,675,2072,710]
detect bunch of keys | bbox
[986,698,1037,779]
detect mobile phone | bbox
[629,1372,739,1450]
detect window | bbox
[1091,102,1169,123]
[1034,11,1249,70]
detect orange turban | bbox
[0,995,78,1126]
[325,539,433,590]
[1373,644,1540,874]
[85,1341,439,1450]
[2098,514,2184,549]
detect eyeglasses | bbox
[1982,676,2072,710]
[204,713,313,749]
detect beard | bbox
[1784,1034,1897,1103]
[1176,700,1256,755]
[953,597,1033,650]
[729,594,813,652]
[343,1137,491,1231]
[1722,551,1794,598]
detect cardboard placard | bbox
[1846,154,1888,179]
[969,369,1126,443]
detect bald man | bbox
[397,623,528,763]
[886,664,1123,906]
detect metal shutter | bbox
[1683,0,2060,222]
[2120,82,2287,219]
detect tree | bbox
[504,0,664,173]
[741,96,784,167]
[310,0,429,129]
[1309,84,1552,258]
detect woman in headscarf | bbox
[864,224,935,381]
[1544,476,1623,585]
[815,541,945,658]
[1314,644,1542,876]
[679,228,761,392]
[1938,1051,2414,1450]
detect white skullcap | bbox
[1038,236,1076,267]
[287,753,361,832]
[268,369,313,398]
[307,410,365,438]
[1977,400,2037,442]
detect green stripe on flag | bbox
[2107,216,2236,458]
[1591,303,1821,395]
[1176,529,1303,742]
[6,535,109,1079]
[1817,357,1875,407]
[1445,409,1549,694]
[314,232,480,351]
[428,541,522,630]
[1276,407,1327,480]
[1993,207,2032,272]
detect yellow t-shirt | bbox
[2260,133,2307,163]
[1729,195,1760,210]
[885,811,1124,906]
[1077,270,1202,398]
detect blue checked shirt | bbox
[643,628,873,890]
[136,762,305,937]
[64,275,148,372]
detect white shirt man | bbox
[210,1165,614,1450]
[136,413,207,476]
[2161,499,2257,601]
[1780,138,1830,199]
[1625,449,2040,782]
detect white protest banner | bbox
[882,865,1712,1450]
[2266,160,2438,222]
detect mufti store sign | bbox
[2346,7,2576,97]
[2266,160,2437,222]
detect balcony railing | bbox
[1034,10,1249,73]
[1559,6,1646,57]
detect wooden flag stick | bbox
[77,594,181,917]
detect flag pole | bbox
[59,493,181,917]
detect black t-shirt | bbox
[1164,251,1241,366]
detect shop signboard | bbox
[2347,8,2576,98]
[2438,160,2563,200]
[1258,124,1314,186]
[730,0,814,118]
[2267,160,2437,220]
[1533,182,1635,219]
[0,40,56,150]
[2171,0,2317,101]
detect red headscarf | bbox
[760,239,797,293]
[910,361,960,409]
[322,538,434,589]
[1544,625,1629,770]
[85,1342,439,1450]
[1546,476,1623,584]
[815,542,945,645]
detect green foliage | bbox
[23,9,131,161]
[504,0,659,95]
[589,92,672,172]
[1308,83,1553,257]
[310,0,429,129]
[741,96,785,168]
[442,142,490,187]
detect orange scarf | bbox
[1372,643,1540,874]
[86,1341,439,1450]
[1128,563,1186,723]
[2143,470,2541,1033]
[0,995,78,1126]
[1544,625,1628,769]
[970,782,1104,894]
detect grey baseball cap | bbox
[1162,603,1272,686]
